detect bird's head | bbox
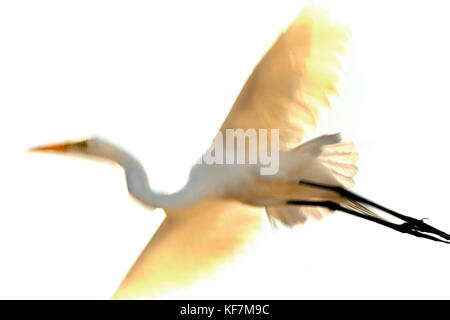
[28,137,118,161]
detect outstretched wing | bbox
[112,199,263,299]
[219,3,349,149]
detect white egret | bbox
[29,3,449,299]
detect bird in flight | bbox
[29,3,449,299]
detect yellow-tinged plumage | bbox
[219,3,350,149]
[112,200,263,299]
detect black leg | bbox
[288,183,450,244]
[299,180,412,221]
[299,180,450,241]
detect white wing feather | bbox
[219,3,350,149]
[113,199,263,299]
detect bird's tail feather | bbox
[288,133,359,188]
[288,181,450,244]
[265,134,358,227]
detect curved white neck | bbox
[110,147,199,210]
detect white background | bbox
[1,0,449,299]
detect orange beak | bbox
[28,141,70,152]
[28,139,87,153]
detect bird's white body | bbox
[29,3,450,299]
[116,131,356,210]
